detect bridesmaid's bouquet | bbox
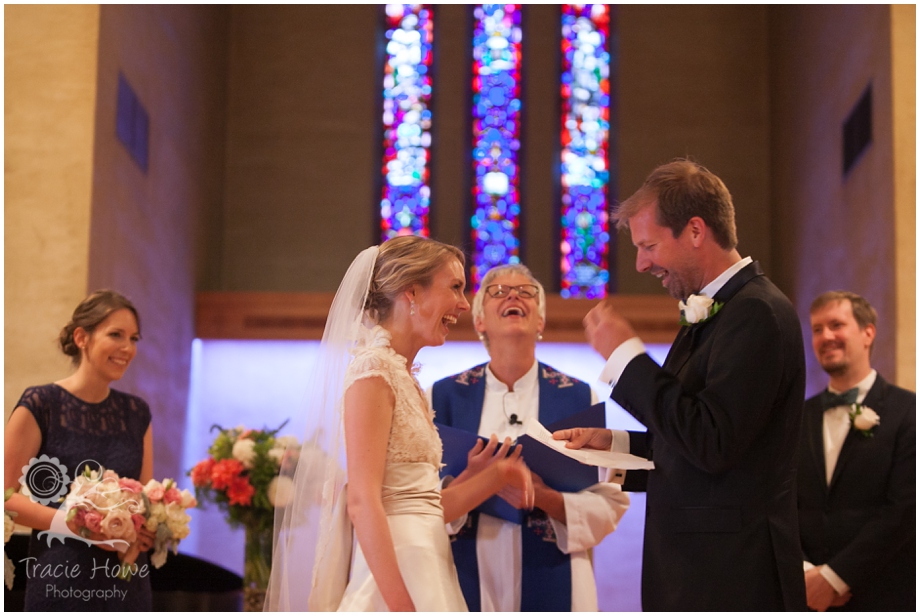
[139,478,195,568]
[64,467,195,570]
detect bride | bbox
[266,236,534,611]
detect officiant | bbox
[428,264,629,612]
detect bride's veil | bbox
[264,245,379,611]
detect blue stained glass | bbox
[560,4,611,299]
[380,5,434,241]
[470,4,523,290]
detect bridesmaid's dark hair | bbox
[59,290,141,365]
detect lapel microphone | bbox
[508,413,522,425]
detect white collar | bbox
[699,256,753,299]
[485,359,539,393]
[829,369,877,405]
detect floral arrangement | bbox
[189,423,299,534]
[64,467,194,573]
[4,487,16,590]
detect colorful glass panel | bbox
[560,4,611,298]
[380,4,434,240]
[470,4,523,289]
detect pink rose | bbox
[84,511,104,534]
[70,507,87,528]
[163,487,182,505]
[131,513,146,532]
[102,469,119,481]
[146,482,165,503]
[119,478,144,494]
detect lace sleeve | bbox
[344,347,399,396]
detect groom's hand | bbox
[553,427,613,451]
[584,301,638,359]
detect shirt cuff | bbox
[820,565,850,595]
[598,337,646,386]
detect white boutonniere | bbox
[848,403,880,437]
[678,295,723,326]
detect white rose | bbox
[679,294,714,324]
[232,438,257,469]
[274,435,299,450]
[146,502,167,531]
[268,448,285,465]
[179,489,197,509]
[852,406,880,431]
[165,503,191,539]
[267,476,295,508]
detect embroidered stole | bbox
[432,363,591,611]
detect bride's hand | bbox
[496,447,534,510]
[455,435,512,484]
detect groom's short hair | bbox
[614,159,738,250]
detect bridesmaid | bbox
[4,290,156,611]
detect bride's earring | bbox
[410,300,416,316]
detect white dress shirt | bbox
[803,369,878,595]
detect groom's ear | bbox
[687,216,707,247]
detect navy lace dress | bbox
[15,384,152,611]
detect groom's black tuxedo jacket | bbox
[797,374,915,611]
[614,261,807,611]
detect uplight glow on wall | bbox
[380,4,434,240]
[560,4,611,298]
[470,4,523,289]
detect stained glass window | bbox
[380,4,434,240]
[560,4,611,298]
[470,4,523,289]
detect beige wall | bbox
[770,4,912,394]
[218,5,379,292]
[87,5,229,479]
[890,4,916,390]
[4,5,100,420]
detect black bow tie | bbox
[822,388,858,410]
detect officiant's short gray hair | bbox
[472,264,546,350]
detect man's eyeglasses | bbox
[484,284,539,299]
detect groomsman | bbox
[798,291,915,611]
[555,159,807,610]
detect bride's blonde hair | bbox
[365,236,465,323]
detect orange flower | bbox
[190,458,215,488]
[210,459,244,491]
[226,476,255,506]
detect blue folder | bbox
[438,402,607,524]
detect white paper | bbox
[523,417,655,470]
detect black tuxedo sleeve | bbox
[612,296,791,474]
[828,391,916,588]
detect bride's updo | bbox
[365,236,465,323]
[59,290,141,365]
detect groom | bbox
[555,160,807,610]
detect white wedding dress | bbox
[336,326,468,612]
